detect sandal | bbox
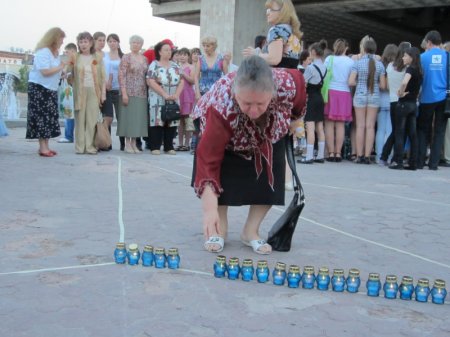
[204,236,224,253]
[349,154,357,162]
[38,151,54,157]
[335,154,342,162]
[241,239,272,255]
[326,153,335,162]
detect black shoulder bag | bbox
[267,135,305,252]
[160,76,181,123]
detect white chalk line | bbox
[0,262,115,276]
[117,156,125,242]
[303,182,450,207]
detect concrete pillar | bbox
[199,0,267,66]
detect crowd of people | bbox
[17,0,450,255]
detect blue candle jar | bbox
[366,273,381,297]
[431,279,447,305]
[346,268,361,293]
[399,276,414,300]
[316,267,331,291]
[331,269,346,292]
[415,278,431,303]
[383,275,399,299]
[256,260,270,283]
[167,248,180,269]
[141,245,154,267]
[241,259,254,282]
[227,257,240,280]
[127,243,140,265]
[114,242,127,264]
[302,266,316,289]
[214,255,227,278]
[154,247,167,269]
[272,262,287,286]
[287,265,301,288]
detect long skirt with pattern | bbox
[26,82,60,139]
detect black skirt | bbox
[192,137,286,206]
[304,85,325,122]
[26,82,61,139]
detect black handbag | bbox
[267,134,305,252]
[445,52,450,117]
[161,101,181,122]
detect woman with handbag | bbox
[192,56,306,254]
[147,40,184,155]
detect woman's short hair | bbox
[309,40,327,58]
[93,32,106,41]
[265,0,303,40]
[129,35,144,45]
[76,31,96,54]
[154,40,172,61]
[35,27,66,52]
[233,55,275,94]
[178,47,190,56]
[201,36,217,50]
[299,50,310,64]
[191,47,201,55]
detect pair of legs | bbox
[354,105,379,158]
[38,138,56,155]
[375,106,392,162]
[148,125,177,152]
[305,120,325,160]
[204,205,272,254]
[324,119,345,159]
[391,101,417,168]
[380,102,398,163]
[124,137,141,153]
[417,100,447,169]
[177,117,192,148]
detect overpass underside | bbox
[150,0,450,53]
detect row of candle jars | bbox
[114,243,180,269]
[213,257,447,304]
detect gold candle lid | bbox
[128,243,138,251]
[348,268,360,277]
[333,268,344,276]
[401,276,413,285]
[143,245,153,252]
[368,273,380,281]
[257,260,268,268]
[216,255,226,264]
[304,266,315,274]
[288,265,300,274]
[275,262,286,271]
[116,242,126,249]
[242,259,253,267]
[229,257,239,266]
[167,248,179,256]
[154,247,165,255]
[417,278,429,287]
[318,267,329,275]
[433,279,446,288]
[386,275,397,283]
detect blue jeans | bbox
[376,106,391,161]
[64,118,74,142]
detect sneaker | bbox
[58,137,72,143]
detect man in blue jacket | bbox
[417,30,449,170]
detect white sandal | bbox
[204,236,224,253]
[241,239,272,255]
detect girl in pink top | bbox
[177,48,196,151]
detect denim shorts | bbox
[353,92,380,108]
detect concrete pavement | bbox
[1,125,449,337]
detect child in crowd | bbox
[70,31,106,154]
[58,43,77,143]
[177,48,195,151]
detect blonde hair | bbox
[201,36,218,50]
[35,27,66,52]
[265,0,302,40]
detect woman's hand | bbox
[242,47,256,57]
[122,93,129,106]
[203,208,222,240]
